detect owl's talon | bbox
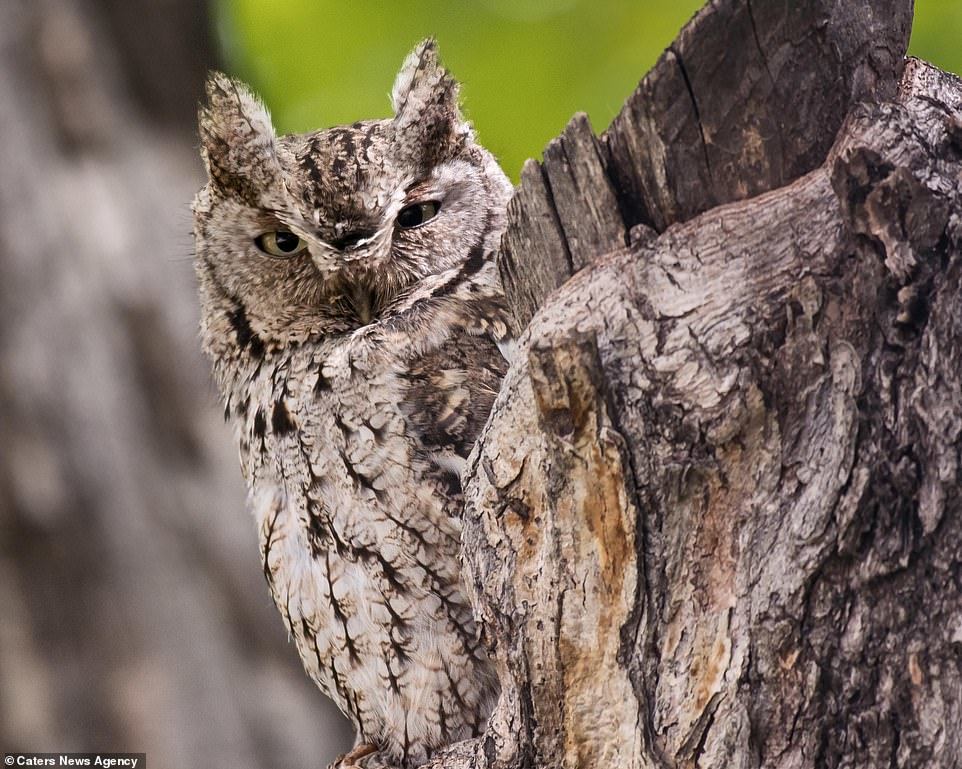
[331,743,380,768]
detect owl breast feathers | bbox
[192,40,514,768]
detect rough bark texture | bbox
[443,1,962,768]
[0,0,352,765]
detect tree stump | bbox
[436,1,962,767]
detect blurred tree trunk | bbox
[431,1,962,768]
[0,0,351,765]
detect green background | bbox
[215,0,962,180]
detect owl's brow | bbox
[254,205,300,232]
[403,178,429,195]
[255,201,315,238]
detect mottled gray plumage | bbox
[192,41,513,767]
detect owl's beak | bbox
[329,228,377,252]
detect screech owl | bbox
[192,41,513,768]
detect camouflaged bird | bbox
[192,41,513,768]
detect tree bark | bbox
[0,0,352,765]
[436,1,962,767]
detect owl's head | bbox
[193,40,512,361]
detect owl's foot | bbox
[330,743,382,769]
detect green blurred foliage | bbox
[215,0,961,181]
[910,0,962,82]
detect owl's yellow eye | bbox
[255,230,308,257]
[397,201,441,229]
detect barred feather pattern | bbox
[193,40,514,768]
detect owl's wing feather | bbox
[352,255,511,496]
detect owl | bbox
[192,41,513,768]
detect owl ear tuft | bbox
[199,72,278,199]
[391,40,472,153]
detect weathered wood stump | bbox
[434,1,962,767]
